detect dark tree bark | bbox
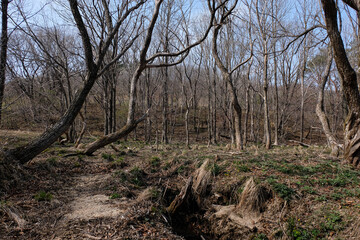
[0,0,9,126]
[321,0,360,166]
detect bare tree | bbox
[84,0,221,155]
[252,0,272,149]
[320,0,360,166]
[211,0,253,150]
[314,47,340,156]
[4,0,145,163]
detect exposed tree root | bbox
[166,176,194,215]
[210,177,272,234]
[166,161,274,239]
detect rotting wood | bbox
[167,159,213,215]
[192,159,211,206]
[166,176,193,215]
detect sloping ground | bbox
[1,136,360,239]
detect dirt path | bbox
[1,150,183,240]
[51,170,128,240]
[63,174,124,221]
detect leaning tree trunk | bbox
[0,0,9,126]
[6,70,98,163]
[84,118,145,155]
[321,0,360,167]
[211,6,249,151]
[315,48,339,156]
[5,0,100,163]
[83,0,163,155]
[3,0,145,164]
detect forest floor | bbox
[1,130,360,240]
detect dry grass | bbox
[237,177,272,216]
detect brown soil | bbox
[1,130,360,240]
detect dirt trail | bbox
[1,150,183,240]
[48,157,134,239]
[62,174,124,221]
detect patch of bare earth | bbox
[63,174,124,221]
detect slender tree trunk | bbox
[227,75,243,150]
[244,84,250,146]
[207,69,212,144]
[273,49,279,145]
[162,66,169,143]
[250,89,255,142]
[104,78,109,135]
[145,69,152,143]
[185,106,190,148]
[263,50,271,149]
[0,0,9,126]
[300,47,307,142]
[212,64,217,144]
[243,59,252,146]
[316,49,339,156]
[111,81,116,133]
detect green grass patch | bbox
[129,167,146,187]
[302,186,317,195]
[46,157,57,166]
[208,162,222,176]
[109,193,121,199]
[149,156,161,167]
[267,178,295,201]
[102,153,115,161]
[34,191,53,202]
[110,156,126,168]
[234,161,251,172]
